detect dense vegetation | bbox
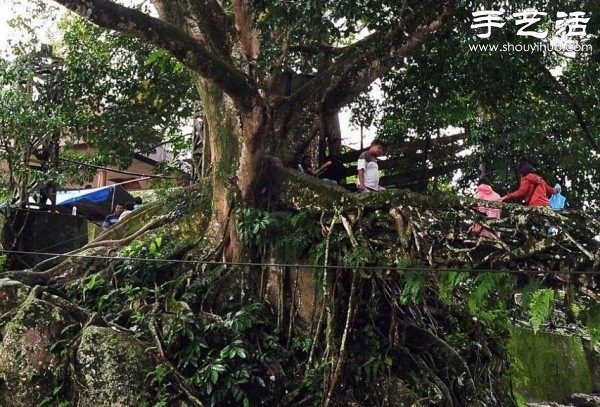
[0,0,598,405]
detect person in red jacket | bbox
[500,162,556,207]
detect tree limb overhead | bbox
[52,0,261,112]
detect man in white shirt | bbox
[357,139,385,192]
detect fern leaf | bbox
[529,289,554,333]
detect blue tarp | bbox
[0,184,136,222]
[56,185,113,205]
[55,184,135,221]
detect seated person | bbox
[297,156,315,175]
[119,202,135,221]
[103,203,124,230]
[315,155,346,184]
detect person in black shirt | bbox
[315,155,346,185]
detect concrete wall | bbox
[0,209,88,270]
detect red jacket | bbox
[504,173,556,207]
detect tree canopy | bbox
[35,0,598,211]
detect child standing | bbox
[473,178,501,238]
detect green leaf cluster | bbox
[165,303,270,406]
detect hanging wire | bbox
[35,233,90,253]
[1,248,598,275]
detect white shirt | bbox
[357,151,379,190]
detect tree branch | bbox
[295,3,449,109]
[278,3,452,161]
[233,0,260,60]
[183,0,236,57]
[287,42,345,57]
[52,0,261,112]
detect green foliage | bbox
[82,273,105,301]
[437,270,469,304]
[376,0,600,203]
[149,236,163,256]
[467,272,508,314]
[120,235,165,268]
[355,322,392,385]
[7,2,599,405]
[0,254,7,272]
[343,245,373,269]
[528,289,555,334]
[302,359,327,401]
[55,16,195,170]
[399,270,427,304]
[270,211,321,263]
[0,56,66,202]
[519,279,542,311]
[357,354,392,384]
[165,303,270,406]
[236,207,274,247]
[236,208,322,264]
[39,386,69,407]
[585,304,600,347]
[508,345,529,407]
[63,233,172,317]
[249,0,429,76]
[0,10,195,203]
[350,84,379,130]
[290,333,312,354]
[146,364,171,407]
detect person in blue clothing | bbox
[550,183,566,211]
[103,203,125,230]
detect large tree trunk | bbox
[154,3,268,262]
[194,77,270,266]
[195,77,242,258]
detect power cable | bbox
[59,157,184,180]
[0,249,598,275]
[35,233,91,253]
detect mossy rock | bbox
[0,278,30,317]
[582,341,600,393]
[0,293,77,406]
[509,326,593,403]
[75,325,153,406]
